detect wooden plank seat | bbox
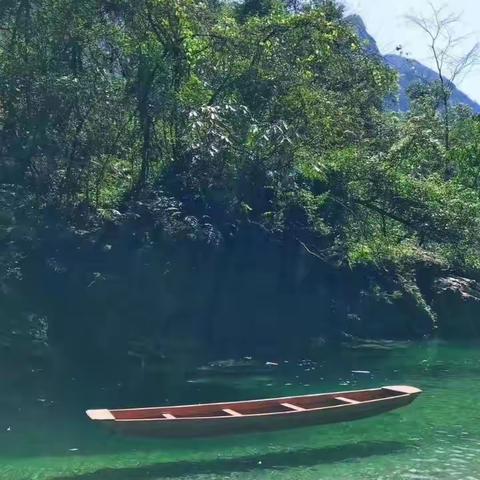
[334,396,359,404]
[222,408,243,417]
[281,402,306,412]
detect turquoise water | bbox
[2,341,480,479]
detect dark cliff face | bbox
[346,14,480,113]
[8,230,435,371]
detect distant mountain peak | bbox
[346,14,380,56]
[346,14,480,113]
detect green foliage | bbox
[1,0,480,312]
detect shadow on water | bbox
[53,440,408,480]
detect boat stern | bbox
[86,409,116,421]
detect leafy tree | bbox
[1,0,480,338]
[407,3,480,153]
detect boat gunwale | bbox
[88,386,420,423]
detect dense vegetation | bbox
[1,0,480,365]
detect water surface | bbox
[2,341,480,479]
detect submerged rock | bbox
[197,358,274,375]
[342,335,412,351]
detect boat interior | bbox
[108,387,406,421]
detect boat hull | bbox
[87,385,421,438]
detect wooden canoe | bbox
[86,385,421,438]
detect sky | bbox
[342,0,480,103]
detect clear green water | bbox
[2,341,480,480]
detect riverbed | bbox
[2,341,479,480]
